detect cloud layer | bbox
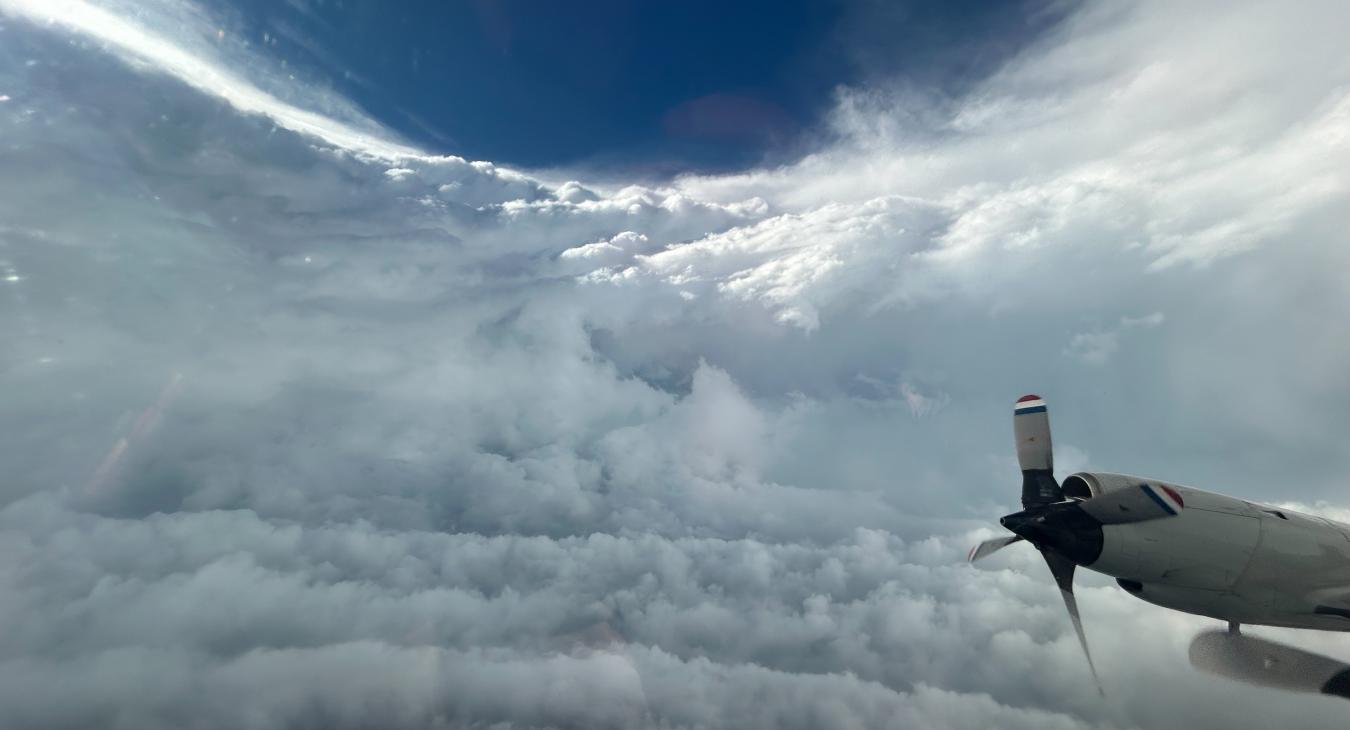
[3,0,1350,728]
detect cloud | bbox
[0,0,421,159]
[2,0,1350,728]
[1064,312,1165,365]
[559,231,652,270]
[584,196,946,331]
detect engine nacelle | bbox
[1060,471,1168,501]
[1066,472,1263,592]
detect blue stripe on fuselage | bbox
[1014,405,1047,415]
[1140,483,1177,515]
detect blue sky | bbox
[200,0,1068,172]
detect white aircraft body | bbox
[970,395,1350,693]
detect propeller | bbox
[1041,547,1104,695]
[967,395,1108,692]
[967,535,1022,562]
[969,395,1190,692]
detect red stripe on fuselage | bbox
[1159,484,1184,507]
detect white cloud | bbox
[1065,312,1165,365]
[3,0,1350,728]
[560,231,652,269]
[0,0,423,159]
[585,197,945,331]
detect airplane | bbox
[968,394,1350,693]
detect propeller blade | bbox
[1014,395,1062,507]
[967,535,1024,562]
[1079,481,1184,524]
[1040,548,1104,696]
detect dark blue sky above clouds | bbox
[201,0,1071,172]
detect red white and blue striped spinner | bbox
[1014,394,1047,415]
